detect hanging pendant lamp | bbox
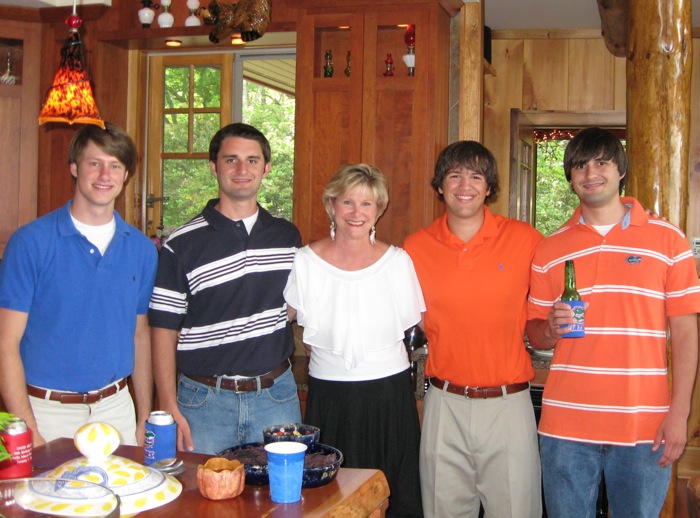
[38,0,104,128]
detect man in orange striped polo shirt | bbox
[526,127,700,517]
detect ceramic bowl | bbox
[218,442,343,489]
[301,443,343,488]
[262,423,320,450]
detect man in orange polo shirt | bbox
[404,141,543,517]
[526,128,700,517]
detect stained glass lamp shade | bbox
[38,12,104,129]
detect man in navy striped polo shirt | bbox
[149,123,302,455]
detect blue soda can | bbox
[144,411,176,465]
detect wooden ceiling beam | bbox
[596,0,629,57]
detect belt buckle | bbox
[85,390,102,404]
[232,378,255,393]
[465,386,488,399]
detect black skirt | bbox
[305,368,423,518]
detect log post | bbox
[625,0,692,229]
[625,2,692,517]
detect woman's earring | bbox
[369,225,376,245]
[330,220,336,241]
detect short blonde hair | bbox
[322,163,389,220]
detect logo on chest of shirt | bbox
[625,255,642,265]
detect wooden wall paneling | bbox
[369,88,416,244]
[294,4,448,245]
[125,49,149,230]
[484,38,524,217]
[458,1,483,142]
[567,38,614,111]
[0,21,40,257]
[522,38,568,111]
[362,7,441,243]
[293,11,364,245]
[613,54,626,111]
[0,97,23,256]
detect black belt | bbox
[27,378,127,404]
[429,378,529,399]
[184,360,290,393]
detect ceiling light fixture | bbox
[165,39,182,47]
[37,0,104,128]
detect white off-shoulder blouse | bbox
[284,245,426,381]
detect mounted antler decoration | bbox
[206,0,271,44]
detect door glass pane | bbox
[163,113,189,153]
[193,113,220,153]
[193,66,222,108]
[164,67,190,109]
[242,79,295,221]
[162,158,218,232]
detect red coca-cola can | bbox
[0,417,33,478]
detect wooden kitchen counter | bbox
[31,438,390,517]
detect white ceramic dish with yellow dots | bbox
[37,422,182,516]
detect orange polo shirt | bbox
[404,208,543,387]
[528,197,700,445]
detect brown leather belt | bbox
[429,378,530,399]
[184,360,290,393]
[27,378,127,404]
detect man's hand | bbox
[653,408,688,468]
[171,409,194,452]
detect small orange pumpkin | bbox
[196,457,246,500]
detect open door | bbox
[509,109,536,223]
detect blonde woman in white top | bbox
[284,163,425,517]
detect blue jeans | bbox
[539,435,671,518]
[177,367,301,455]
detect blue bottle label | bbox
[144,421,176,465]
[560,300,585,338]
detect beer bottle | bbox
[560,259,585,338]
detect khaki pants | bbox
[420,385,542,518]
[30,384,137,445]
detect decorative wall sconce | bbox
[402,24,416,76]
[37,0,104,128]
[158,0,175,28]
[185,0,202,26]
[138,0,158,27]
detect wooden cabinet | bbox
[0,22,40,257]
[293,2,451,245]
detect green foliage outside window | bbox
[243,82,295,220]
[534,140,580,236]
[160,65,295,234]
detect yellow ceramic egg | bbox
[73,422,121,461]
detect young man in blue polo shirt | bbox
[149,123,302,455]
[0,123,158,447]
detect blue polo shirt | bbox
[0,201,158,392]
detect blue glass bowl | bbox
[218,442,343,488]
[262,423,320,450]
